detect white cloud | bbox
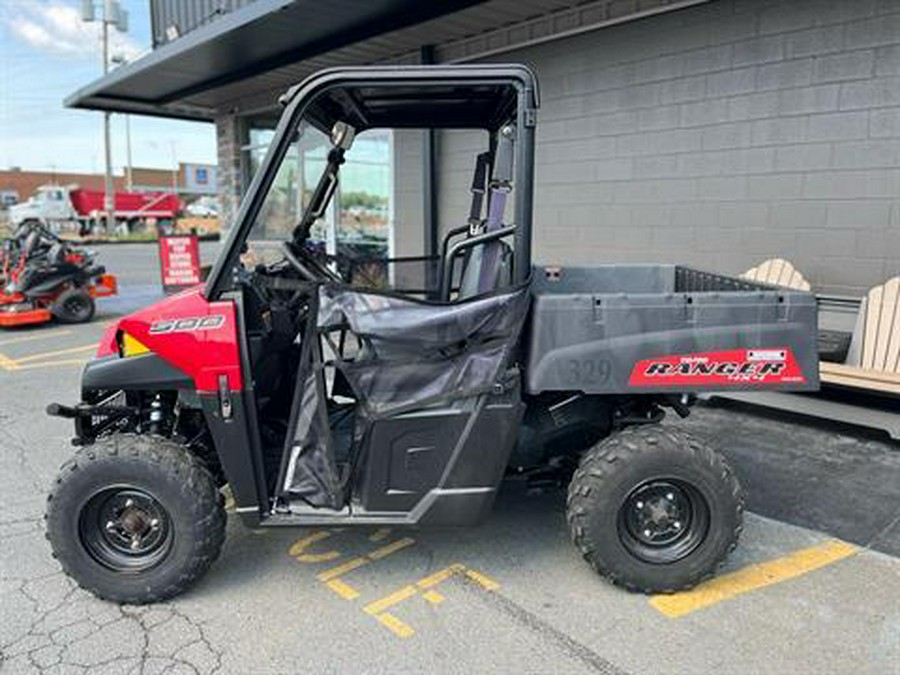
[4,1,142,62]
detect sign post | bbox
[158,234,201,294]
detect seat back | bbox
[46,242,66,265]
[741,258,810,290]
[456,128,515,300]
[457,241,512,298]
[20,230,39,262]
[846,276,900,373]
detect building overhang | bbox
[65,0,485,121]
[66,0,709,121]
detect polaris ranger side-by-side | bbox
[46,65,818,604]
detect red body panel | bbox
[113,287,243,393]
[96,324,118,357]
[69,189,180,218]
[0,292,26,306]
[629,348,806,387]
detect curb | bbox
[69,233,221,246]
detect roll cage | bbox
[204,64,539,300]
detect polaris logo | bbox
[149,315,226,334]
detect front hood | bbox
[95,286,243,393]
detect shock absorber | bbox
[148,394,166,435]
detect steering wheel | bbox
[281,242,342,283]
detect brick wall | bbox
[215,114,244,229]
[0,170,125,203]
[432,0,900,296]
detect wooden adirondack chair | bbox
[741,258,811,291]
[820,276,900,396]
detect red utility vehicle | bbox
[45,66,818,605]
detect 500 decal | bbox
[629,348,806,386]
[149,315,226,334]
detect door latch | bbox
[218,374,233,420]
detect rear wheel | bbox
[46,434,226,604]
[51,287,95,323]
[567,425,744,593]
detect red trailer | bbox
[9,184,181,233]
[69,189,181,223]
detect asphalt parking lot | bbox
[1,243,899,674]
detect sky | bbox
[0,0,216,174]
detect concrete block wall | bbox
[215,114,244,231]
[430,0,900,296]
[392,130,426,258]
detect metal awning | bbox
[66,0,632,120]
[65,0,487,120]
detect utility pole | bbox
[125,114,133,191]
[102,13,112,231]
[82,0,129,232]
[170,141,178,194]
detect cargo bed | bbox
[526,264,819,395]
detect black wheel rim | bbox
[617,479,710,564]
[79,486,174,572]
[64,295,89,317]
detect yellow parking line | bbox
[421,590,445,605]
[317,537,415,582]
[375,612,415,638]
[417,564,465,590]
[464,569,501,591]
[0,329,72,347]
[14,344,96,363]
[9,359,87,371]
[363,564,499,639]
[317,556,369,582]
[326,578,361,600]
[650,539,858,618]
[0,351,18,371]
[363,585,418,615]
[369,537,415,560]
[290,530,341,563]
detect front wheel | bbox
[46,434,226,604]
[567,425,744,593]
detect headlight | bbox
[119,332,151,358]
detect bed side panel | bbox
[525,285,819,395]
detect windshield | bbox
[246,120,391,264]
[248,121,330,246]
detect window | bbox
[336,130,391,259]
[246,121,330,244]
[241,113,392,258]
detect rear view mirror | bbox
[331,122,356,150]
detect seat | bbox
[741,258,811,290]
[455,131,516,299]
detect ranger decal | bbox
[629,348,806,386]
